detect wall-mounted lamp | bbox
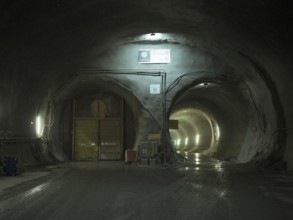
[199,82,208,87]
[142,33,164,41]
[36,115,44,137]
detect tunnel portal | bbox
[169,108,218,156]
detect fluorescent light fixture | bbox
[36,115,44,137]
[195,134,200,145]
[216,125,220,140]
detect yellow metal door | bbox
[74,119,98,160]
[99,119,121,160]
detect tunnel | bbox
[169,107,217,155]
[0,0,292,168]
[1,1,293,219]
[168,77,271,163]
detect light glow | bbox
[144,33,163,40]
[216,125,220,140]
[198,82,208,86]
[185,137,189,146]
[25,183,47,197]
[195,134,200,145]
[36,115,44,137]
[214,161,223,173]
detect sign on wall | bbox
[138,49,171,63]
[150,84,161,94]
[148,133,161,140]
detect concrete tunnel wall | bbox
[0,0,292,168]
[83,39,281,164]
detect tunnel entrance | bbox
[73,93,124,160]
[169,108,219,158]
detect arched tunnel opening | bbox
[168,75,285,164]
[1,1,293,219]
[169,107,219,157]
[46,72,153,162]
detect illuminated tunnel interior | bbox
[168,79,261,162]
[0,0,292,170]
[170,108,218,155]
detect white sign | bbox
[150,84,161,94]
[138,49,171,63]
[150,49,170,63]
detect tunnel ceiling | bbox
[1,0,291,89]
[1,1,292,73]
[1,0,291,105]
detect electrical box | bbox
[140,158,149,166]
[149,158,157,166]
[139,142,158,158]
[125,150,137,163]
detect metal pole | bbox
[161,72,167,164]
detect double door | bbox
[74,118,122,160]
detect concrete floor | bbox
[0,155,293,220]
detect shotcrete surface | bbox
[0,157,293,220]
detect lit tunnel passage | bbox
[170,108,218,156]
[167,78,281,164]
